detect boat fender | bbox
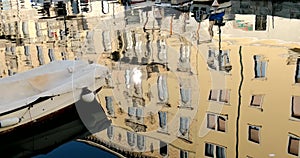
[81,87,95,102]
[0,117,21,128]
[82,92,95,102]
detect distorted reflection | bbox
[0,0,300,158]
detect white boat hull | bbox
[0,79,106,134]
[0,60,110,134]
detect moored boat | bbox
[0,60,111,134]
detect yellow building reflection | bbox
[1,1,300,158]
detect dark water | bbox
[0,103,113,157]
[34,141,117,158]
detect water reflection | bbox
[0,98,111,157]
[0,0,300,158]
[0,106,86,157]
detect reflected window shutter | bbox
[87,31,94,40]
[158,111,167,128]
[205,143,214,157]
[37,46,44,65]
[137,134,145,150]
[127,132,132,146]
[180,117,189,135]
[158,111,162,126]
[102,30,112,51]
[180,88,185,103]
[105,96,114,115]
[293,96,300,118]
[24,46,30,56]
[179,117,184,134]
[48,29,53,38]
[161,40,167,55]
[185,46,190,60]
[297,59,300,79]
[162,76,168,101]
[178,45,190,63]
[158,111,163,127]
[48,49,55,61]
[5,46,11,53]
[256,61,261,77]
[289,137,299,156]
[251,95,263,106]
[35,22,42,37]
[209,90,219,101]
[146,35,152,54]
[261,61,266,77]
[162,112,167,128]
[180,150,188,158]
[159,111,167,128]
[179,45,187,63]
[71,0,79,14]
[127,132,136,146]
[136,108,143,119]
[158,40,162,55]
[180,150,184,158]
[61,52,67,60]
[125,69,130,86]
[8,69,13,76]
[187,89,191,103]
[254,55,261,77]
[107,126,113,139]
[220,89,230,103]
[133,133,136,146]
[181,88,191,104]
[217,116,226,132]
[158,75,168,102]
[127,132,131,143]
[128,107,135,117]
[249,126,260,143]
[11,46,16,54]
[224,50,230,65]
[22,21,29,36]
[185,117,189,130]
[208,49,215,57]
[216,146,226,158]
[207,114,216,129]
[220,50,225,67]
[164,112,167,127]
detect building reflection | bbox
[0,0,300,158]
[231,0,300,19]
[0,105,88,157]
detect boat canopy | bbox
[0,60,109,114]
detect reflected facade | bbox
[0,0,300,158]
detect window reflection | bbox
[205,143,226,158]
[105,96,114,116]
[1,1,300,158]
[248,125,260,144]
[291,96,300,119]
[288,135,300,156]
[254,55,267,78]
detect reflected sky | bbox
[0,0,300,158]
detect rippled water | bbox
[0,0,300,157]
[34,141,118,158]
